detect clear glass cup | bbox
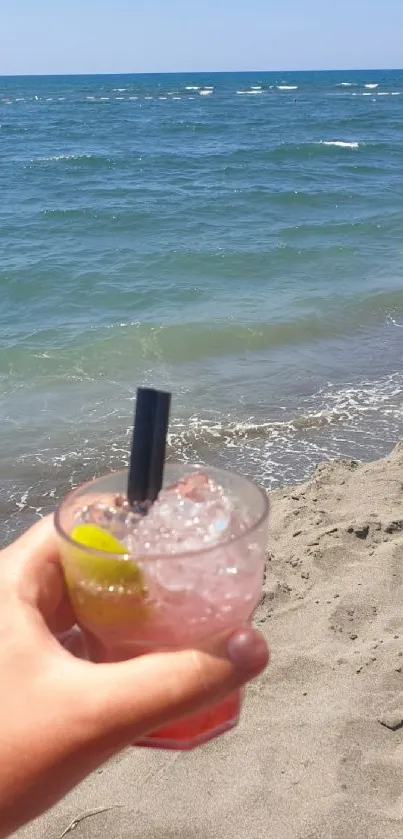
[55,463,269,750]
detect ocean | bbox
[1,69,403,545]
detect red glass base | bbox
[81,631,242,750]
[135,690,241,750]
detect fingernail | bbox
[227,628,268,673]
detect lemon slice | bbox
[70,523,146,591]
[71,523,127,555]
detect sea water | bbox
[1,70,403,544]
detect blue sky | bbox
[1,0,402,76]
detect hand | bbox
[0,516,268,837]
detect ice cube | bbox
[75,500,142,543]
[129,472,234,555]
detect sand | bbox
[15,442,403,839]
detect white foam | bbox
[86,96,95,100]
[377,92,390,96]
[362,92,372,96]
[16,491,29,511]
[115,96,125,100]
[185,86,200,90]
[337,82,355,87]
[129,96,138,100]
[15,98,25,101]
[100,97,110,101]
[319,140,359,149]
[388,316,403,328]
[159,96,167,100]
[277,85,298,91]
[251,85,262,90]
[38,153,92,162]
[113,88,127,92]
[45,98,53,101]
[200,89,212,95]
[173,96,181,100]
[391,92,401,96]
[365,83,378,89]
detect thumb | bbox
[83,627,269,748]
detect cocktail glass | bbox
[55,463,268,750]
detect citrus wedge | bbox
[69,523,146,592]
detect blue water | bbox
[1,70,403,543]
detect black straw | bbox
[147,390,171,502]
[127,387,171,507]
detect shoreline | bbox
[18,440,403,839]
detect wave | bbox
[37,154,89,161]
[163,370,403,487]
[0,124,28,134]
[185,86,200,91]
[277,85,298,91]
[252,139,365,161]
[200,89,213,96]
[365,83,379,89]
[319,140,360,149]
[34,153,114,168]
[169,376,403,451]
[2,365,402,537]
[337,82,356,87]
[3,289,403,374]
[168,412,348,452]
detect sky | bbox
[1,0,402,76]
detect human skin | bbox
[0,516,269,838]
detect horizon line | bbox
[1,66,402,79]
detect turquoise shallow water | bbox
[1,70,403,543]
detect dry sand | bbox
[15,443,403,839]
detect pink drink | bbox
[55,464,268,750]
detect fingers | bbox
[3,515,59,573]
[81,627,269,748]
[2,515,75,634]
